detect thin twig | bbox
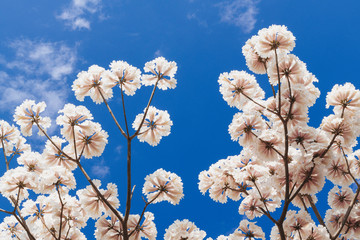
[98,87,127,138]
[130,77,160,140]
[1,139,9,170]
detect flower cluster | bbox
[0,57,187,240]
[200,25,360,239]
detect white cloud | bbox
[7,39,76,80]
[186,12,208,28]
[91,159,110,178]
[57,0,102,30]
[0,39,77,118]
[154,49,162,58]
[217,0,259,33]
[115,145,122,154]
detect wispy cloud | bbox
[154,49,162,58]
[0,39,77,118]
[187,12,208,28]
[217,0,259,33]
[57,0,102,30]
[91,159,110,178]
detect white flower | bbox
[42,136,77,170]
[74,121,109,159]
[255,25,295,58]
[326,82,360,116]
[142,57,177,90]
[13,100,51,136]
[232,220,265,239]
[56,103,93,142]
[77,180,120,219]
[72,65,113,104]
[102,60,142,96]
[132,106,173,146]
[218,70,264,110]
[164,219,206,240]
[128,212,157,240]
[143,168,184,205]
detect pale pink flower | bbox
[0,216,26,239]
[13,100,51,136]
[242,35,268,74]
[280,104,309,128]
[60,229,86,240]
[239,195,263,219]
[301,225,330,240]
[328,186,353,210]
[288,126,316,150]
[132,106,172,146]
[127,212,157,240]
[72,65,113,104]
[297,163,325,195]
[282,83,316,109]
[0,120,20,144]
[74,121,109,159]
[95,216,123,240]
[324,209,344,236]
[218,70,264,110]
[199,155,249,203]
[232,220,265,239]
[268,54,306,86]
[56,103,93,141]
[350,150,360,178]
[326,157,352,186]
[77,180,120,219]
[228,112,267,146]
[198,170,214,195]
[164,219,206,240]
[142,57,177,90]
[250,186,281,212]
[255,25,296,58]
[255,129,283,161]
[42,136,77,170]
[143,168,184,205]
[53,194,88,230]
[102,60,141,96]
[283,210,313,238]
[40,166,76,193]
[321,115,354,146]
[21,196,53,224]
[17,151,44,176]
[326,82,360,116]
[4,136,30,157]
[0,167,34,201]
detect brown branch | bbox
[263,62,276,98]
[98,87,127,138]
[34,120,76,163]
[128,191,162,237]
[240,91,278,115]
[1,139,9,170]
[56,184,65,240]
[130,77,160,140]
[120,84,130,138]
[305,195,332,237]
[332,186,360,239]
[76,160,124,225]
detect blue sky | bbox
[1,0,360,239]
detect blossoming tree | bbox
[199,25,360,239]
[1,25,360,240]
[0,57,205,239]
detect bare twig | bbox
[98,87,127,138]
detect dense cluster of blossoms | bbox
[199,25,360,239]
[0,57,191,240]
